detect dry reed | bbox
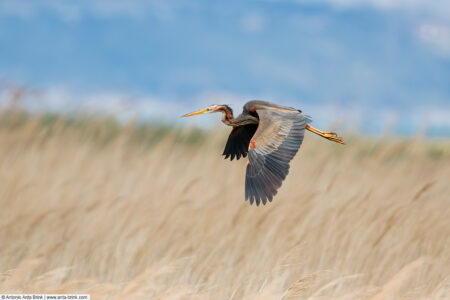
[0,113,449,299]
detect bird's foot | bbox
[322,132,345,144]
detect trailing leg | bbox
[306,125,344,144]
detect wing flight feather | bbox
[245,107,310,205]
[223,124,258,161]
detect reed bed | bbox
[0,112,449,299]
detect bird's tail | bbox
[306,125,344,144]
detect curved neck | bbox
[220,105,236,126]
[218,105,258,127]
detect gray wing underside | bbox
[245,108,310,205]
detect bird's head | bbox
[181,105,231,118]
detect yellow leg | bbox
[306,125,345,144]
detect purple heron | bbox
[182,100,344,205]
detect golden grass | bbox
[0,113,449,299]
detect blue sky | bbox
[0,0,449,134]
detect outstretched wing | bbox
[245,108,310,205]
[223,124,258,160]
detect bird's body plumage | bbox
[182,100,344,205]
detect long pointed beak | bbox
[181,108,208,118]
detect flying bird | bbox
[182,100,344,205]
